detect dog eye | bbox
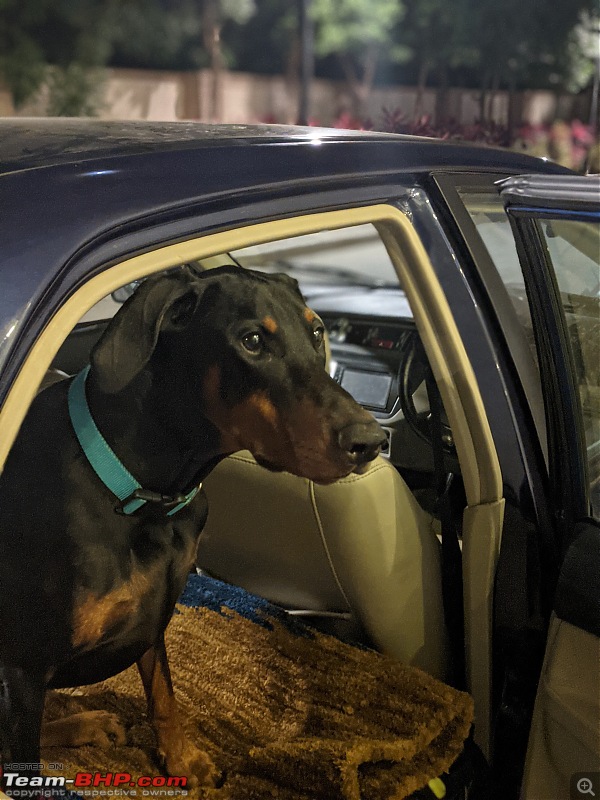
[312,326,325,348]
[241,332,263,354]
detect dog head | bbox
[90,265,386,484]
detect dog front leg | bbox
[0,663,45,796]
[137,638,218,788]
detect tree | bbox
[224,0,309,122]
[0,0,117,113]
[201,0,255,121]
[561,9,600,96]
[467,0,599,122]
[0,0,47,107]
[45,64,106,116]
[111,0,259,120]
[310,0,407,117]
[396,0,477,122]
[569,10,600,136]
[0,0,258,118]
[108,0,205,71]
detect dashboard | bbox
[321,315,438,475]
[308,286,448,478]
[327,319,411,414]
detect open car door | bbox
[500,175,600,800]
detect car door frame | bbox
[500,176,598,533]
[0,198,505,765]
[429,171,565,795]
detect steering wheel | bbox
[398,331,456,456]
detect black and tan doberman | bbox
[0,265,385,792]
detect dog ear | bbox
[90,272,201,394]
[270,272,305,299]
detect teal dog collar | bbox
[68,366,199,516]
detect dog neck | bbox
[85,370,228,495]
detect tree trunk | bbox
[414,60,430,122]
[339,46,377,121]
[202,0,223,123]
[487,69,500,123]
[297,0,314,125]
[507,75,520,143]
[479,69,490,122]
[285,35,301,124]
[434,65,449,125]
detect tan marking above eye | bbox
[303,307,317,324]
[262,316,278,334]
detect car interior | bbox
[37,225,464,679]
[2,178,594,798]
[6,208,504,782]
[41,225,465,685]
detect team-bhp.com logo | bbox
[1,768,188,797]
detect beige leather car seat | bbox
[198,451,448,679]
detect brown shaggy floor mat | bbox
[43,576,473,800]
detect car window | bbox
[457,190,538,360]
[79,225,400,324]
[536,217,600,518]
[231,224,400,287]
[459,190,600,516]
[79,293,124,322]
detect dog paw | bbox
[41,710,126,748]
[80,710,127,747]
[159,736,219,789]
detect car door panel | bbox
[523,611,600,798]
[501,176,600,799]
[522,517,600,798]
[554,523,600,638]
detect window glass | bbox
[537,217,600,518]
[50,223,446,484]
[459,190,600,517]
[458,190,537,358]
[231,224,399,287]
[80,224,400,324]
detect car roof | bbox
[1,119,397,172]
[3,119,394,172]
[0,119,571,392]
[0,117,565,174]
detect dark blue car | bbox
[0,119,598,800]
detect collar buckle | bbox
[115,486,200,516]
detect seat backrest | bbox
[198,452,448,679]
[38,368,70,393]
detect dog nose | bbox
[337,421,387,465]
